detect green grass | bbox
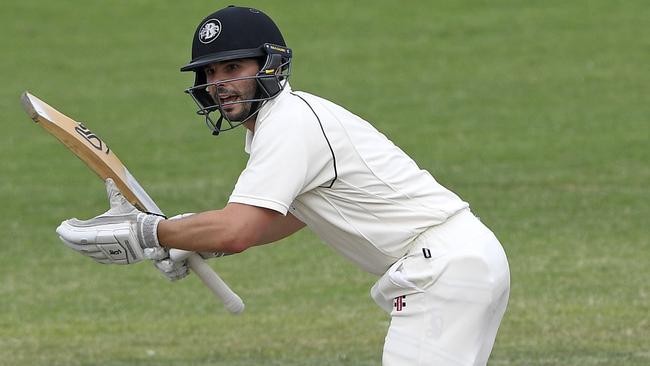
[1,0,648,365]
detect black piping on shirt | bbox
[291,92,338,188]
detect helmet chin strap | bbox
[209,105,261,136]
[211,115,224,136]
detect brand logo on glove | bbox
[109,249,123,255]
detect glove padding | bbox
[149,213,228,281]
[151,251,227,282]
[56,179,163,264]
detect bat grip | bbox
[170,249,245,314]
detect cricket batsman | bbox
[57,5,511,365]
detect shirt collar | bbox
[244,82,292,154]
[257,82,292,122]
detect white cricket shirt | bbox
[229,84,469,275]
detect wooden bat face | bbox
[21,91,163,216]
[21,91,244,313]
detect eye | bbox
[225,63,240,72]
[204,67,215,76]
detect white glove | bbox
[147,213,194,281]
[56,179,164,264]
[150,255,189,281]
[148,213,228,281]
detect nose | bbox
[205,74,226,98]
[206,83,218,96]
[206,72,220,85]
[206,70,230,96]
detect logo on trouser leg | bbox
[394,295,407,311]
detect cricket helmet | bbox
[181,5,292,135]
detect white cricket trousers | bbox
[371,209,510,366]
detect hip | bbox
[370,209,510,312]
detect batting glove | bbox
[56,179,164,265]
[147,213,228,281]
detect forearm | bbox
[157,210,248,253]
[254,213,306,245]
[158,208,306,252]
[157,203,285,253]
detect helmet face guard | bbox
[184,44,292,135]
[180,6,291,136]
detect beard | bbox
[215,79,258,122]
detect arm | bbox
[255,210,306,245]
[157,203,305,253]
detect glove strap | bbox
[138,214,163,249]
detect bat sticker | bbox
[75,123,110,154]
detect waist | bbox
[408,208,484,253]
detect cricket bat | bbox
[21,91,244,314]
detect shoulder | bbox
[248,92,338,159]
[255,91,324,136]
[271,90,322,118]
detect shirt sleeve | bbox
[228,111,334,214]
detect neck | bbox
[244,117,257,133]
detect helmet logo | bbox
[198,19,222,44]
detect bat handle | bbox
[170,249,245,314]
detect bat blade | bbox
[20,91,161,214]
[21,91,244,314]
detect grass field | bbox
[1,1,648,365]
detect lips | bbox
[219,94,238,106]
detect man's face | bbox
[204,59,260,122]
